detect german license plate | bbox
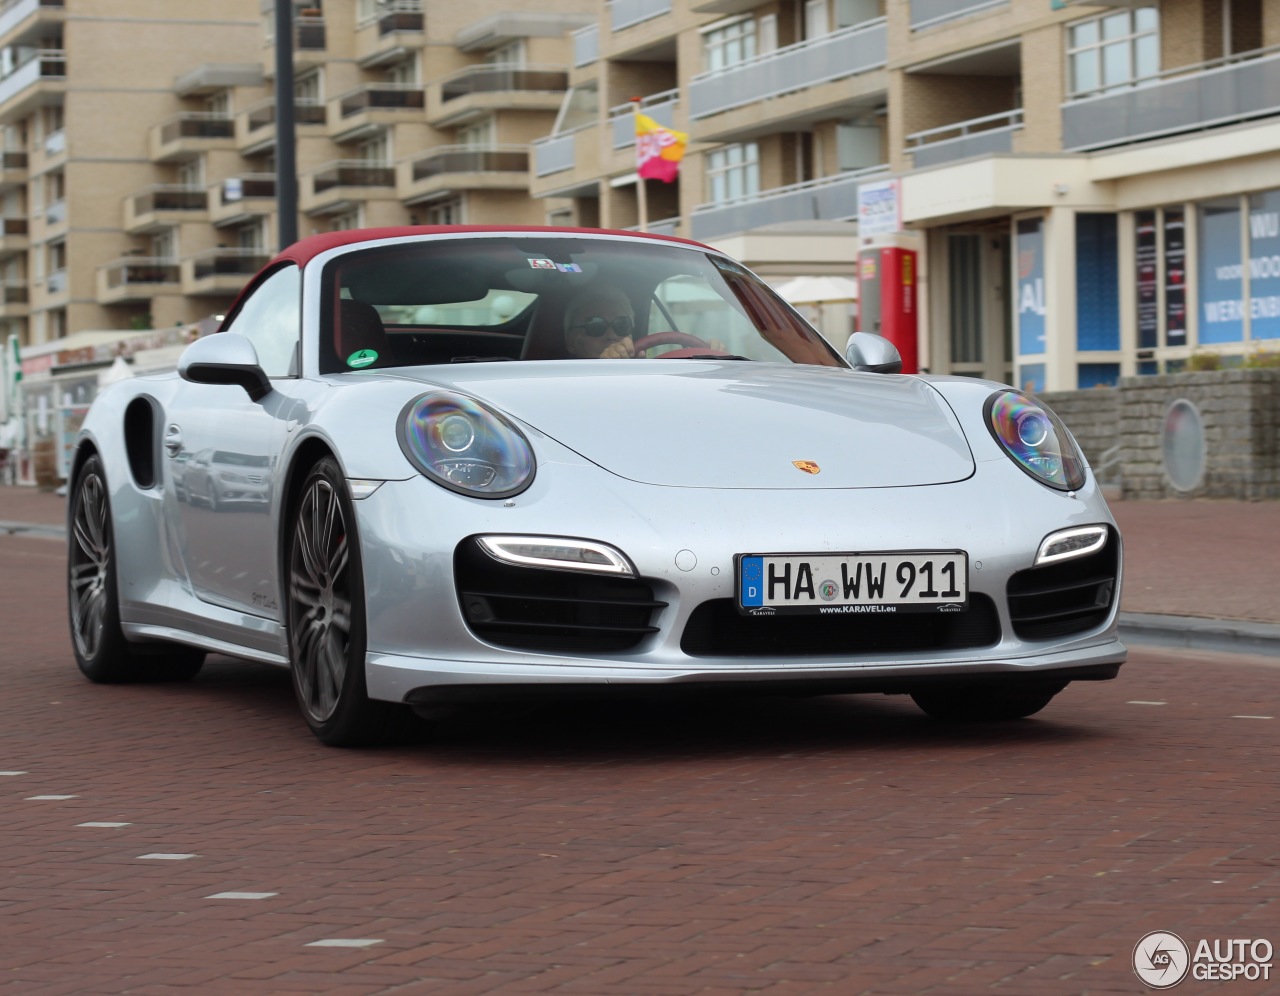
[735,551,968,616]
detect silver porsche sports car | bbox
[67,227,1125,745]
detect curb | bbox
[1119,612,1280,658]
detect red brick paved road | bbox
[1,531,1277,994]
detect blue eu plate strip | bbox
[740,556,763,606]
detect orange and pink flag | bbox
[635,111,687,183]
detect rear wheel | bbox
[286,457,409,746]
[68,455,205,683]
[910,682,1065,722]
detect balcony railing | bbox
[296,15,325,50]
[0,48,66,107]
[627,216,679,237]
[1062,46,1280,151]
[46,268,66,294]
[410,145,529,181]
[189,248,270,280]
[246,98,326,132]
[610,90,678,148]
[1,283,27,304]
[906,108,1022,168]
[608,0,670,32]
[159,113,234,144]
[43,128,64,155]
[220,174,276,204]
[440,64,568,102]
[532,127,586,177]
[44,198,64,225]
[909,0,1009,30]
[378,0,423,34]
[0,0,64,43]
[573,23,599,67]
[1,217,27,235]
[132,184,207,214]
[339,83,425,117]
[0,151,26,169]
[103,257,179,288]
[690,165,889,240]
[689,19,886,120]
[311,160,395,193]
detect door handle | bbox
[163,424,183,456]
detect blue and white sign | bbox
[1016,218,1046,355]
[857,179,900,238]
[1198,200,1244,343]
[1248,189,1280,340]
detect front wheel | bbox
[68,455,205,683]
[286,457,410,746]
[910,682,1065,722]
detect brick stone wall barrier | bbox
[1040,370,1280,500]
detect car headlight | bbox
[985,390,1086,492]
[397,392,535,498]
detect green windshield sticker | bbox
[347,349,378,369]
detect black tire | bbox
[207,482,220,511]
[910,681,1065,722]
[68,455,206,683]
[286,457,410,746]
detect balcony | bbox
[46,268,66,296]
[1063,47,1280,152]
[181,248,270,297]
[43,127,63,156]
[96,257,180,305]
[0,48,65,114]
[44,198,63,226]
[573,22,598,68]
[210,173,275,227]
[907,109,1022,168]
[909,0,1009,31]
[0,0,63,45]
[429,64,568,126]
[0,150,26,191]
[296,14,325,51]
[355,0,424,67]
[530,124,601,198]
[331,83,425,139]
[375,0,422,35]
[0,216,27,257]
[627,216,679,237]
[150,112,234,162]
[689,19,886,122]
[303,159,396,214]
[400,145,529,203]
[610,90,678,148]
[238,98,326,152]
[608,0,670,32]
[0,281,27,317]
[690,165,889,240]
[124,184,208,233]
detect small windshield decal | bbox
[347,349,379,368]
[527,258,556,269]
[555,262,582,273]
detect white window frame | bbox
[705,142,759,205]
[426,198,464,226]
[701,16,757,73]
[1066,6,1159,97]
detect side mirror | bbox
[845,332,903,374]
[178,333,272,402]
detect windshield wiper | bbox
[677,353,752,360]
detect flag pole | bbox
[631,97,648,233]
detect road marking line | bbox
[26,795,78,800]
[78,822,131,828]
[1231,715,1273,720]
[1126,701,1166,706]
[206,892,277,900]
[306,939,384,948]
[137,853,198,860]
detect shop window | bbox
[1248,189,1280,340]
[1075,214,1119,351]
[1078,362,1120,388]
[1198,198,1244,344]
[1066,7,1158,97]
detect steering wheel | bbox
[632,331,721,358]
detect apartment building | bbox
[1,0,591,348]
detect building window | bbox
[426,199,463,225]
[358,132,389,164]
[702,17,756,73]
[151,229,176,260]
[386,55,418,85]
[327,209,360,232]
[295,70,322,103]
[1067,7,1158,96]
[487,40,525,66]
[706,142,758,204]
[458,118,495,149]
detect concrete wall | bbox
[1042,370,1280,500]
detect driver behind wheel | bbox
[563,286,638,359]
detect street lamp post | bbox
[274,0,298,249]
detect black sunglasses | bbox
[571,315,635,338]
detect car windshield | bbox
[319,236,844,373]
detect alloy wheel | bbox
[69,471,111,661]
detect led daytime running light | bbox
[478,535,635,576]
[1035,525,1108,566]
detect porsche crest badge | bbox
[792,460,820,475]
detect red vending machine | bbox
[857,244,919,374]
